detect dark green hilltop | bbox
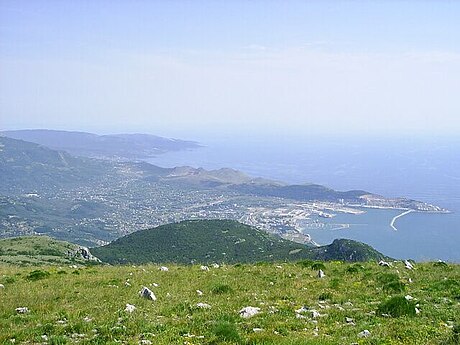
[91,219,389,264]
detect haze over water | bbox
[148,136,460,262]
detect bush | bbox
[319,292,333,301]
[296,260,313,268]
[383,280,406,293]
[211,283,233,294]
[26,269,51,281]
[346,264,364,273]
[212,321,240,342]
[311,262,325,270]
[377,296,417,317]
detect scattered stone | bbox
[196,303,211,309]
[295,306,309,314]
[125,281,131,287]
[378,260,391,267]
[311,310,321,318]
[140,340,152,345]
[212,263,220,268]
[159,266,169,272]
[15,307,29,314]
[358,330,371,338]
[200,265,210,271]
[150,283,159,287]
[41,335,48,341]
[345,317,354,323]
[405,295,415,301]
[239,306,261,318]
[139,287,157,301]
[83,316,92,322]
[404,260,415,270]
[125,304,136,313]
[317,269,325,278]
[0,284,4,289]
[196,290,203,296]
[253,328,264,333]
[415,307,421,314]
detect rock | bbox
[212,263,220,268]
[140,340,152,345]
[311,310,321,318]
[405,295,415,301]
[159,266,169,272]
[139,287,156,301]
[74,246,101,262]
[378,260,391,267]
[196,290,203,296]
[295,306,309,314]
[404,260,415,270]
[15,307,29,314]
[253,328,264,332]
[196,303,211,309]
[200,265,210,271]
[239,306,261,318]
[317,269,325,278]
[346,317,354,323]
[358,330,371,338]
[125,304,136,313]
[0,284,4,289]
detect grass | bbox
[0,261,459,344]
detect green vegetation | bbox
[0,236,88,266]
[91,220,389,264]
[0,261,458,344]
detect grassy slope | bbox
[0,261,458,344]
[91,220,388,264]
[0,236,83,266]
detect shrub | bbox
[329,278,340,290]
[211,283,233,294]
[212,321,240,342]
[346,264,364,273]
[296,260,313,268]
[26,269,51,281]
[319,292,333,301]
[311,262,325,270]
[377,296,417,317]
[383,280,406,293]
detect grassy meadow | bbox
[0,261,459,344]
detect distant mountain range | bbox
[1,129,201,159]
[91,219,390,264]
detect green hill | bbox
[0,236,98,266]
[91,219,389,264]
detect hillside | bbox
[91,220,389,264]
[0,261,458,344]
[1,129,200,159]
[0,236,98,266]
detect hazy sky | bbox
[1,1,459,139]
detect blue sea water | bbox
[147,136,460,262]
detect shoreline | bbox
[390,209,414,231]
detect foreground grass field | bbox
[0,261,459,344]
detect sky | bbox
[1,1,459,140]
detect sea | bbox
[146,136,460,262]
